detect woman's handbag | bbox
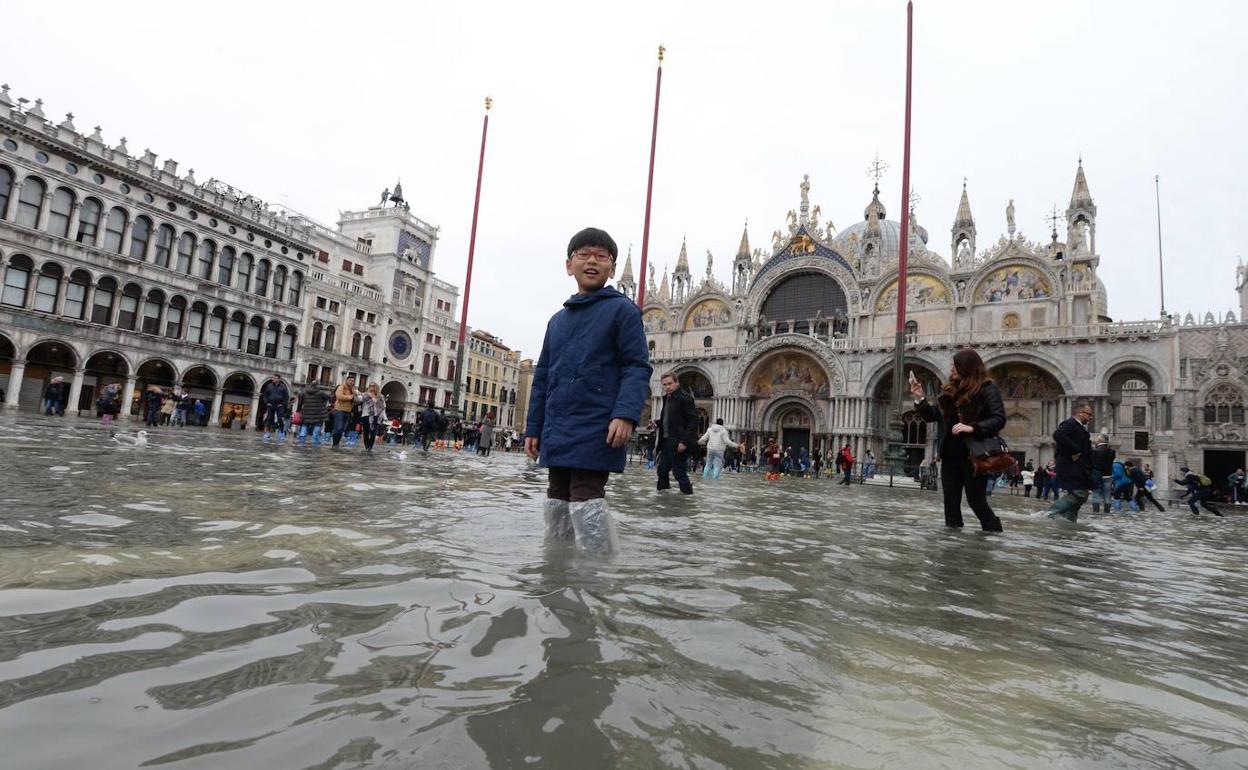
[966,434,1017,476]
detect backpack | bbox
[1197,473,1212,487]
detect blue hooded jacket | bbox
[526,285,652,472]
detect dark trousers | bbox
[1187,489,1221,515]
[547,467,610,502]
[940,458,1003,531]
[362,417,379,450]
[263,404,285,432]
[1135,487,1166,511]
[656,439,692,491]
[840,464,853,484]
[145,403,160,426]
[330,409,353,447]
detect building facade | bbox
[637,165,1248,492]
[0,85,467,426]
[0,91,309,426]
[463,329,521,428]
[282,183,461,418]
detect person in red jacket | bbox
[838,444,855,485]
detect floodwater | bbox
[1,418,1246,770]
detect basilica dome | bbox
[829,218,928,260]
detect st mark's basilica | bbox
[622,163,1248,490]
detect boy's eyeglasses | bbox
[570,250,613,263]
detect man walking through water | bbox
[330,374,360,448]
[656,372,698,495]
[697,417,732,480]
[1048,400,1095,522]
[260,373,290,442]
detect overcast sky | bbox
[7,1,1246,358]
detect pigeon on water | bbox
[111,430,149,448]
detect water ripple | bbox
[0,416,1246,769]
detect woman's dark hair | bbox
[942,348,991,406]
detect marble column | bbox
[66,201,82,241]
[120,375,137,421]
[52,271,69,316]
[248,391,261,429]
[119,219,135,258]
[37,189,53,230]
[209,388,223,426]
[67,368,85,416]
[82,282,96,322]
[4,360,26,408]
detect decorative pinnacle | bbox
[866,152,889,184]
[658,44,665,62]
[484,96,492,111]
[1045,203,1063,234]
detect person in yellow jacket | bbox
[330,375,361,448]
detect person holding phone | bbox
[910,350,1006,532]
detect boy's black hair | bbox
[567,227,618,263]
[716,418,724,425]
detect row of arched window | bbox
[0,253,299,360]
[306,323,378,362]
[0,167,303,306]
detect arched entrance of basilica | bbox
[677,369,714,436]
[775,403,815,455]
[988,361,1066,468]
[871,366,943,475]
[742,349,832,455]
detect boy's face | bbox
[567,247,615,293]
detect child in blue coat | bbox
[525,227,653,554]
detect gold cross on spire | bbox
[1044,203,1064,234]
[866,153,889,185]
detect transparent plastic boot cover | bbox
[569,498,618,555]
[543,498,574,542]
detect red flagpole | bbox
[895,2,913,336]
[636,45,664,308]
[452,96,491,415]
[891,1,914,416]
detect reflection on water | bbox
[1,416,1247,769]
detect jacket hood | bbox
[564,285,628,308]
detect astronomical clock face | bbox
[389,331,413,359]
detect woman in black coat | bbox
[911,348,1006,532]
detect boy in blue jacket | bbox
[525,227,653,554]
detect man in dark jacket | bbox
[1125,460,1165,511]
[297,383,331,445]
[260,374,290,441]
[1089,433,1116,512]
[656,372,698,495]
[43,377,67,416]
[1048,400,1095,521]
[1175,466,1223,516]
[420,406,441,452]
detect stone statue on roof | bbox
[1006,199,1016,237]
[380,188,390,207]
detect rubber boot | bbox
[656,477,670,491]
[543,498,574,543]
[678,480,694,495]
[568,498,617,555]
[1092,503,1101,513]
